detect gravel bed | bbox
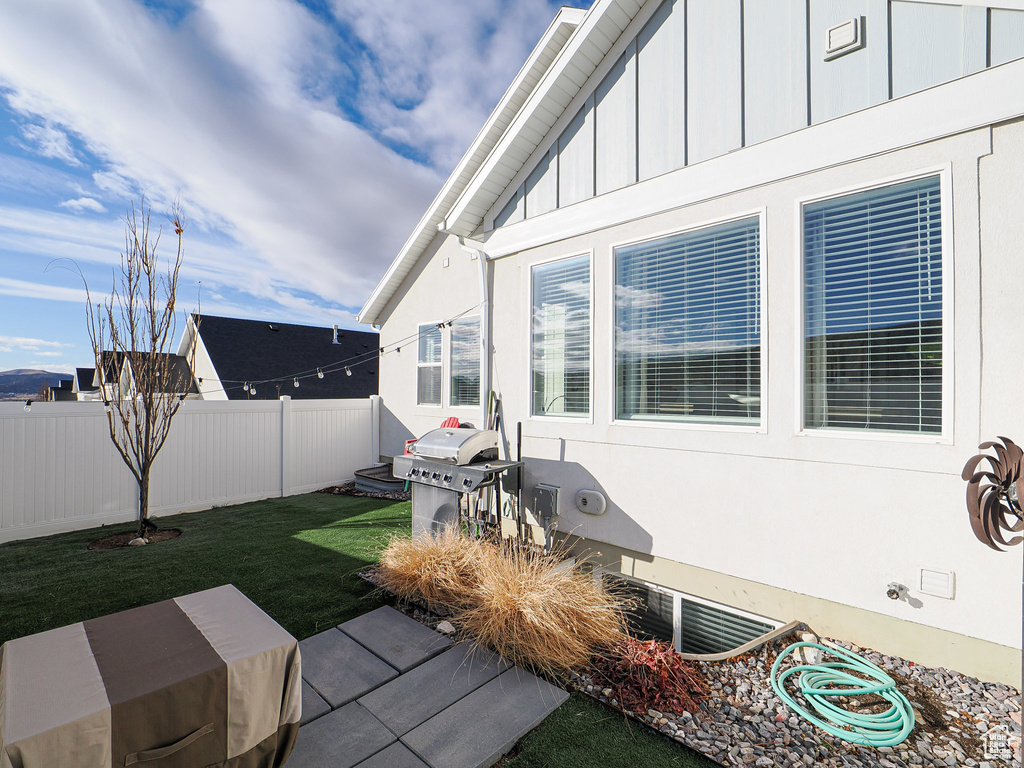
[571,633,1021,768]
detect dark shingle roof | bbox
[194,314,379,400]
[100,351,198,394]
[76,367,98,392]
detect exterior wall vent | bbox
[824,17,863,61]
[604,574,779,655]
[918,567,955,599]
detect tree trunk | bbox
[138,468,150,539]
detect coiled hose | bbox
[770,641,915,747]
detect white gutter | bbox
[459,238,491,430]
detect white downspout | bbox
[459,238,491,430]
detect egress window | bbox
[615,217,761,424]
[531,255,591,417]
[450,317,480,407]
[417,323,442,406]
[803,175,943,434]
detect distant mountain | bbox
[0,369,74,400]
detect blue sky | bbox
[0,0,592,374]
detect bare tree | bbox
[86,198,196,539]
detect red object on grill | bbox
[405,417,462,455]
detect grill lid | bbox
[411,428,499,464]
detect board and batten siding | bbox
[0,397,379,543]
[489,0,1024,230]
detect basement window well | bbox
[603,574,780,656]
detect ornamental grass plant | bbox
[373,530,628,677]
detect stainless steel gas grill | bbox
[393,427,521,537]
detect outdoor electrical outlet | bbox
[534,484,559,523]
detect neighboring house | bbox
[97,351,199,401]
[50,379,77,402]
[72,367,100,401]
[359,0,1024,685]
[176,314,379,401]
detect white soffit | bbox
[357,6,588,325]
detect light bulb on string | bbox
[293,378,300,388]
[250,386,256,395]
[23,399,32,412]
[345,367,352,377]
[243,382,250,393]
[317,368,324,379]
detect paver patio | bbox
[290,606,568,768]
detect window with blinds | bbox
[615,217,761,424]
[532,255,591,417]
[450,317,480,407]
[417,324,442,406]
[804,175,943,434]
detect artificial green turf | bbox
[505,693,720,768]
[0,492,409,645]
[0,493,718,768]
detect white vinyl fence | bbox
[0,396,380,543]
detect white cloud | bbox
[328,0,583,171]
[59,196,106,213]
[0,334,71,351]
[0,0,441,311]
[0,0,589,323]
[0,277,91,303]
[19,122,81,166]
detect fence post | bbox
[370,395,381,465]
[280,396,292,497]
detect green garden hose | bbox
[770,641,915,747]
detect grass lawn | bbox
[0,493,717,768]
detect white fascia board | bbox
[357,7,587,326]
[442,0,642,238]
[475,57,1024,259]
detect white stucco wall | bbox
[375,120,1022,655]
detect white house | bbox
[359,0,1024,685]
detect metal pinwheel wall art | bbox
[961,437,1024,551]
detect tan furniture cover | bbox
[0,584,301,768]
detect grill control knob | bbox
[431,472,440,480]
[443,474,453,483]
[462,477,473,488]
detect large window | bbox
[615,217,761,424]
[803,175,942,434]
[531,255,591,417]
[417,324,442,406]
[450,317,480,407]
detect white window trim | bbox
[448,315,481,410]
[607,208,769,433]
[527,250,595,423]
[416,322,443,408]
[794,165,954,444]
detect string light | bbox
[293,378,300,388]
[345,367,352,377]
[23,399,32,412]
[243,382,250,393]
[250,386,256,395]
[317,368,324,379]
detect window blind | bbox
[615,217,761,423]
[417,324,442,406]
[804,175,942,433]
[532,256,591,416]
[450,317,480,407]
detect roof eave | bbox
[357,6,588,326]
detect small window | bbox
[450,317,480,407]
[531,255,591,417]
[803,175,942,433]
[615,217,761,424]
[417,324,442,406]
